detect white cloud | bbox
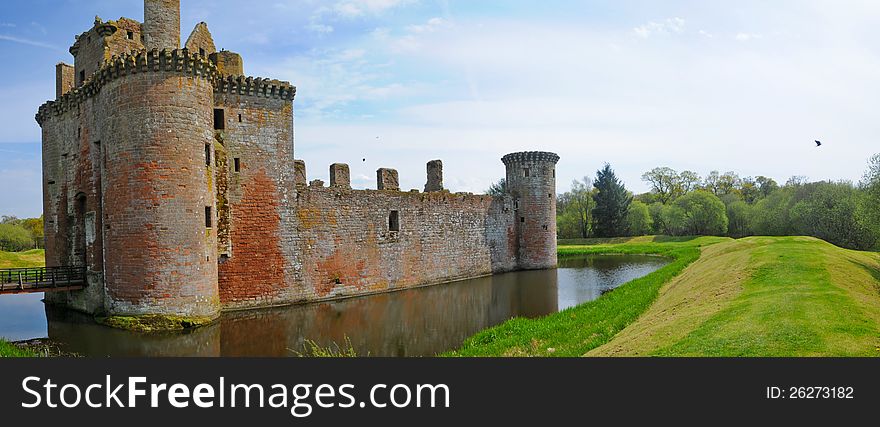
[735,32,763,41]
[406,17,450,34]
[633,17,686,38]
[0,34,62,51]
[332,0,416,18]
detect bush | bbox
[673,190,728,236]
[789,182,877,250]
[625,200,653,236]
[0,223,34,252]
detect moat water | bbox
[0,255,668,357]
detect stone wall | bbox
[185,22,216,56]
[99,68,219,318]
[218,177,519,309]
[503,152,560,270]
[143,0,180,51]
[214,91,298,309]
[70,18,144,90]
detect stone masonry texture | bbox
[36,0,558,320]
[377,168,400,191]
[425,160,443,192]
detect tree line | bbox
[0,215,43,252]
[557,154,880,251]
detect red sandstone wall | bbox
[504,152,559,270]
[99,70,219,317]
[40,89,105,313]
[214,92,298,308]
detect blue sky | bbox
[2,0,880,217]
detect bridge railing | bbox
[0,266,87,291]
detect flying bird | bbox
[815,140,822,147]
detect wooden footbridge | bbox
[0,266,87,295]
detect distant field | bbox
[452,236,880,357]
[0,249,45,269]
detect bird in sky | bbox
[815,140,822,147]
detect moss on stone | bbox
[97,314,216,333]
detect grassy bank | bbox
[450,235,880,357]
[448,236,730,356]
[0,249,45,269]
[0,339,37,357]
[592,236,880,356]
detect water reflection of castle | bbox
[45,270,559,357]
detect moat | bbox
[0,255,668,357]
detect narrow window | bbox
[549,193,553,199]
[521,217,525,223]
[514,199,519,210]
[552,169,556,178]
[214,108,225,130]
[205,143,211,166]
[79,71,85,84]
[524,168,530,177]
[127,31,134,40]
[199,48,206,57]
[205,206,213,228]
[238,114,242,123]
[233,158,241,173]
[77,128,81,138]
[389,211,400,232]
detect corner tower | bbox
[502,151,560,270]
[143,0,180,50]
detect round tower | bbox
[143,0,181,51]
[98,50,219,320]
[502,151,560,270]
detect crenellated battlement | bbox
[502,151,561,165]
[36,48,296,125]
[37,48,218,125]
[214,75,296,101]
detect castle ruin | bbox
[36,0,559,324]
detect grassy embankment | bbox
[450,236,880,357]
[0,249,44,357]
[0,249,45,269]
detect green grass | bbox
[446,236,729,356]
[0,339,37,357]
[650,237,880,356]
[0,249,45,269]
[449,235,880,357]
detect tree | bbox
[556,178,595,239]
[726,200,753,238]
[660,204,688,236]
[641,167,678,204]
[21,216,44,249]
[703,171,721,195]
[739,177,760,204]
[592,164,632,237]
[717,171,741,196]
[625,200,653,236]
[755,176,779,199]
[789,182,877,250]
[0,223,33,252]
[673,190,728,236]
[487,179,506,196]
[678,170,702,194]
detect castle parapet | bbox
[214,75,296,101]
[37,48,219,125]
[330,164,351,189]
[377,168,400,191]
[425,160,444,192]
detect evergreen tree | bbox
[592,163,632,237]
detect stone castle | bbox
[36,0,559,324]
